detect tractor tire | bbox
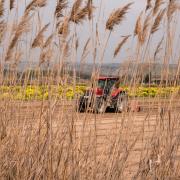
[94,97,107,114]
[77,96,87,113]
[115,92,128,113]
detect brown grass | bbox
[0,0,180,179]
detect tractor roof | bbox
[98,77,119,80]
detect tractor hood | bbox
[85,87,103,96]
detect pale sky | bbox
[4,0,180,65]
[42,0,147,63]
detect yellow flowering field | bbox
[0,86,179,100]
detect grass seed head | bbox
[55,0,68,18]
[154,36,164,60]
[70,0,82,21]
[146,0,153,11]
[0,20,5,44]
[106,3,133,31]
[153,0,164,15]
[43,34,54,49]
[114,35,130,58]
[70,6,88,24]
[58,17,69,38]
[134,12,143,38]
[167,0,179,21]
[25,0,47,14]
[151,9,166,34]
[6,14,31,61]
[87,0,93,20]
[0,0,4,17]
[32,23,50,48]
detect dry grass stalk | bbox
[1,0,180,179]
[151,9,166,34]
[32,23,50,48]
[154,36,164,60]
[114,35,130,58]
[0,0,4,17]
[10,0,15,10]
[75,38,79,50]
[106,3,133,31]
[55,0,67,18]
[153,0,164,15]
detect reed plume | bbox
[32,23,50,48]
[55,0,67,18]
[153,0,164,15]
[39,48,53,65]
[86,0,93,20]
[70,6,88,24]
[0,0,4,17]
[25,0,47,14]
[70,0,82,20]
[114,35,130,58]
[58,17,69,38]
[6,14,31,61]
[0,20,5,44]
[81,38,90,63]
[43,34,54,49]
[63,40,69,58]
[14,51,23,65]
[10,0,15,10]
[154,36,164,60]
[146,0,153,11]
[167,0,179,21]
[141,13,151,44]
[134,12,143,43]
[106,3,133,31]
[151,9,166,34]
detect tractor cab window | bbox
[98,80,106,89]
[107,79,117,89]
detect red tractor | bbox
[78,77,128,113]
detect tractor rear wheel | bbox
[115,92,128,113]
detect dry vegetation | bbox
[0,0,180,179]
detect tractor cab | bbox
[95,77,120,96]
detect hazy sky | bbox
[12,0,180,64]
[42,0,147,63]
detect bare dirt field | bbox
[1,99,179,179]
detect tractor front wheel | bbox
[94,97,106,114]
